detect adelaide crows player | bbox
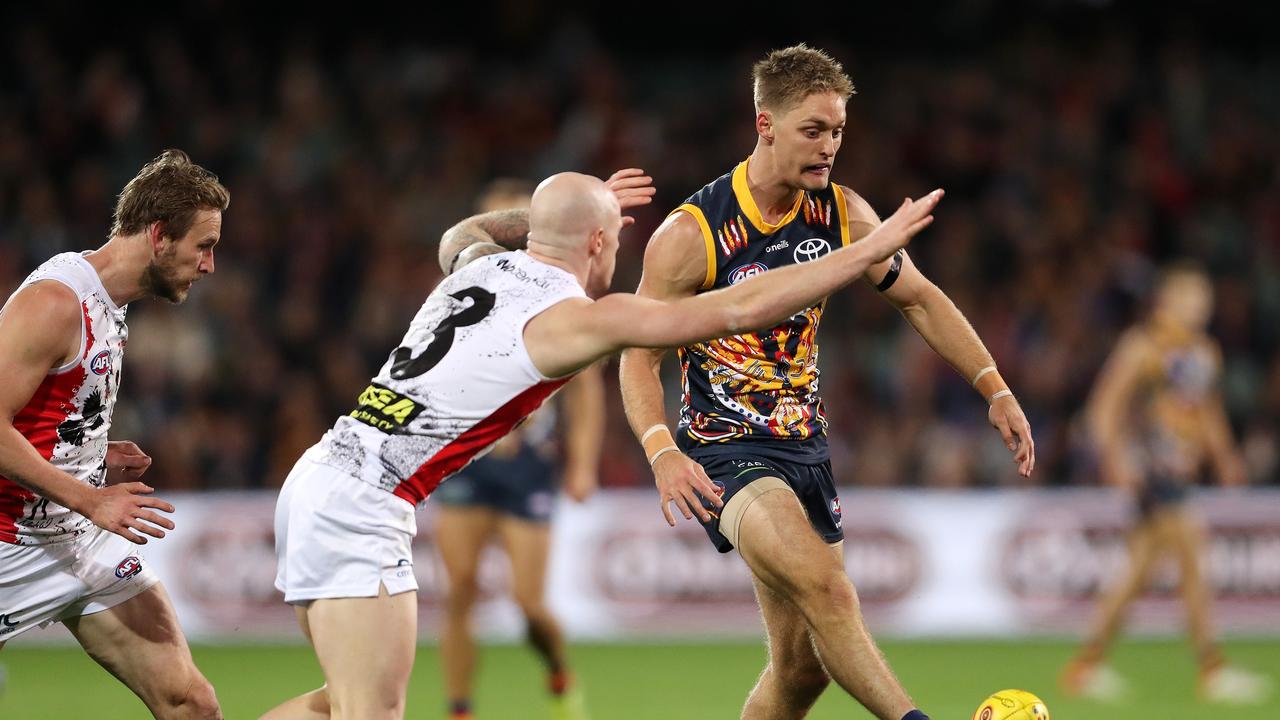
[619,45,1035,720]
[1061,263,1271,704]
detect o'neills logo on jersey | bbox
[728,263,767,285]
[90,350,112,375]
[349,383,425,433]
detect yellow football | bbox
[972,689,1050,720]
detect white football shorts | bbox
[0,525,159,641]
[273,453,419,604]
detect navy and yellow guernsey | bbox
[674,158,852,464]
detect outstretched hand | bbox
[605,168,656,228]
[860,189,945,263]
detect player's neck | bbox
[85,235,151,306]
[747,148,803,222]
[1149,314,1197,343]
[526,246,588,287]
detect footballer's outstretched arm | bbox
[530,190,941,377]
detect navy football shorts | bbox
[686,445,843,553]
[433,444,556,523]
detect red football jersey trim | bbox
[393,377,572,506]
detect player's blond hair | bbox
[752,44,855,115]
[111,149,230,240]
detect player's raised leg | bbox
[66,583,221,720]
[436,506,500,719]
[740,574,830,719]
[735,484,914,720]
[497,515,583,716]
[307,586,417,720]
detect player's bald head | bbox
[528,173,620,250]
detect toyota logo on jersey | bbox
[90,350,112,375]
[793,238,831,263]
[728,263,768,285]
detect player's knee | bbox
[795,572,858,614]
[445,576,480,610]
[779,663,830,700]
[513,592,548,621]
[763,658,829,705]
[158,673,221,719]
[187,677,222,719]
[329,685,406,720]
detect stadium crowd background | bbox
[2,3,1278,493]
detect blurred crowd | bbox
[2,8,1278,491]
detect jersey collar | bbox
[732,158,805,235]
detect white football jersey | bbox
[310,251,586,505]
[0,253,128,545]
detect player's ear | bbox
[147,221,169,254]
[589,228,604,257]
[756,111,774,144]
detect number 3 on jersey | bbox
[389,287,496,380]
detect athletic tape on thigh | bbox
[718,476,792,548]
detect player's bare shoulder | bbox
[0,279,83,367]
[1112,325,1162,375]
[638,210,708,299]
[837,185,882,240]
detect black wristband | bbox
[901,711,930,720]
[875,249,905,292]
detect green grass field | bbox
[2,639,1276,718]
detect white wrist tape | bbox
[640,424,669,445]
[648,445,680,466]
[971,365,998,387]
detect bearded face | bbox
[142,209,221,303]
[142,244,190,303]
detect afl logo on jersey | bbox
[728,263,768,285]
[794,238,831,263]
[90,350,112,376]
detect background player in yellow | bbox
[619,45,1034,720]
[1061,263,1272,704]
[431,179,605,720]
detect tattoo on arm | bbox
[440,209,531,273]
